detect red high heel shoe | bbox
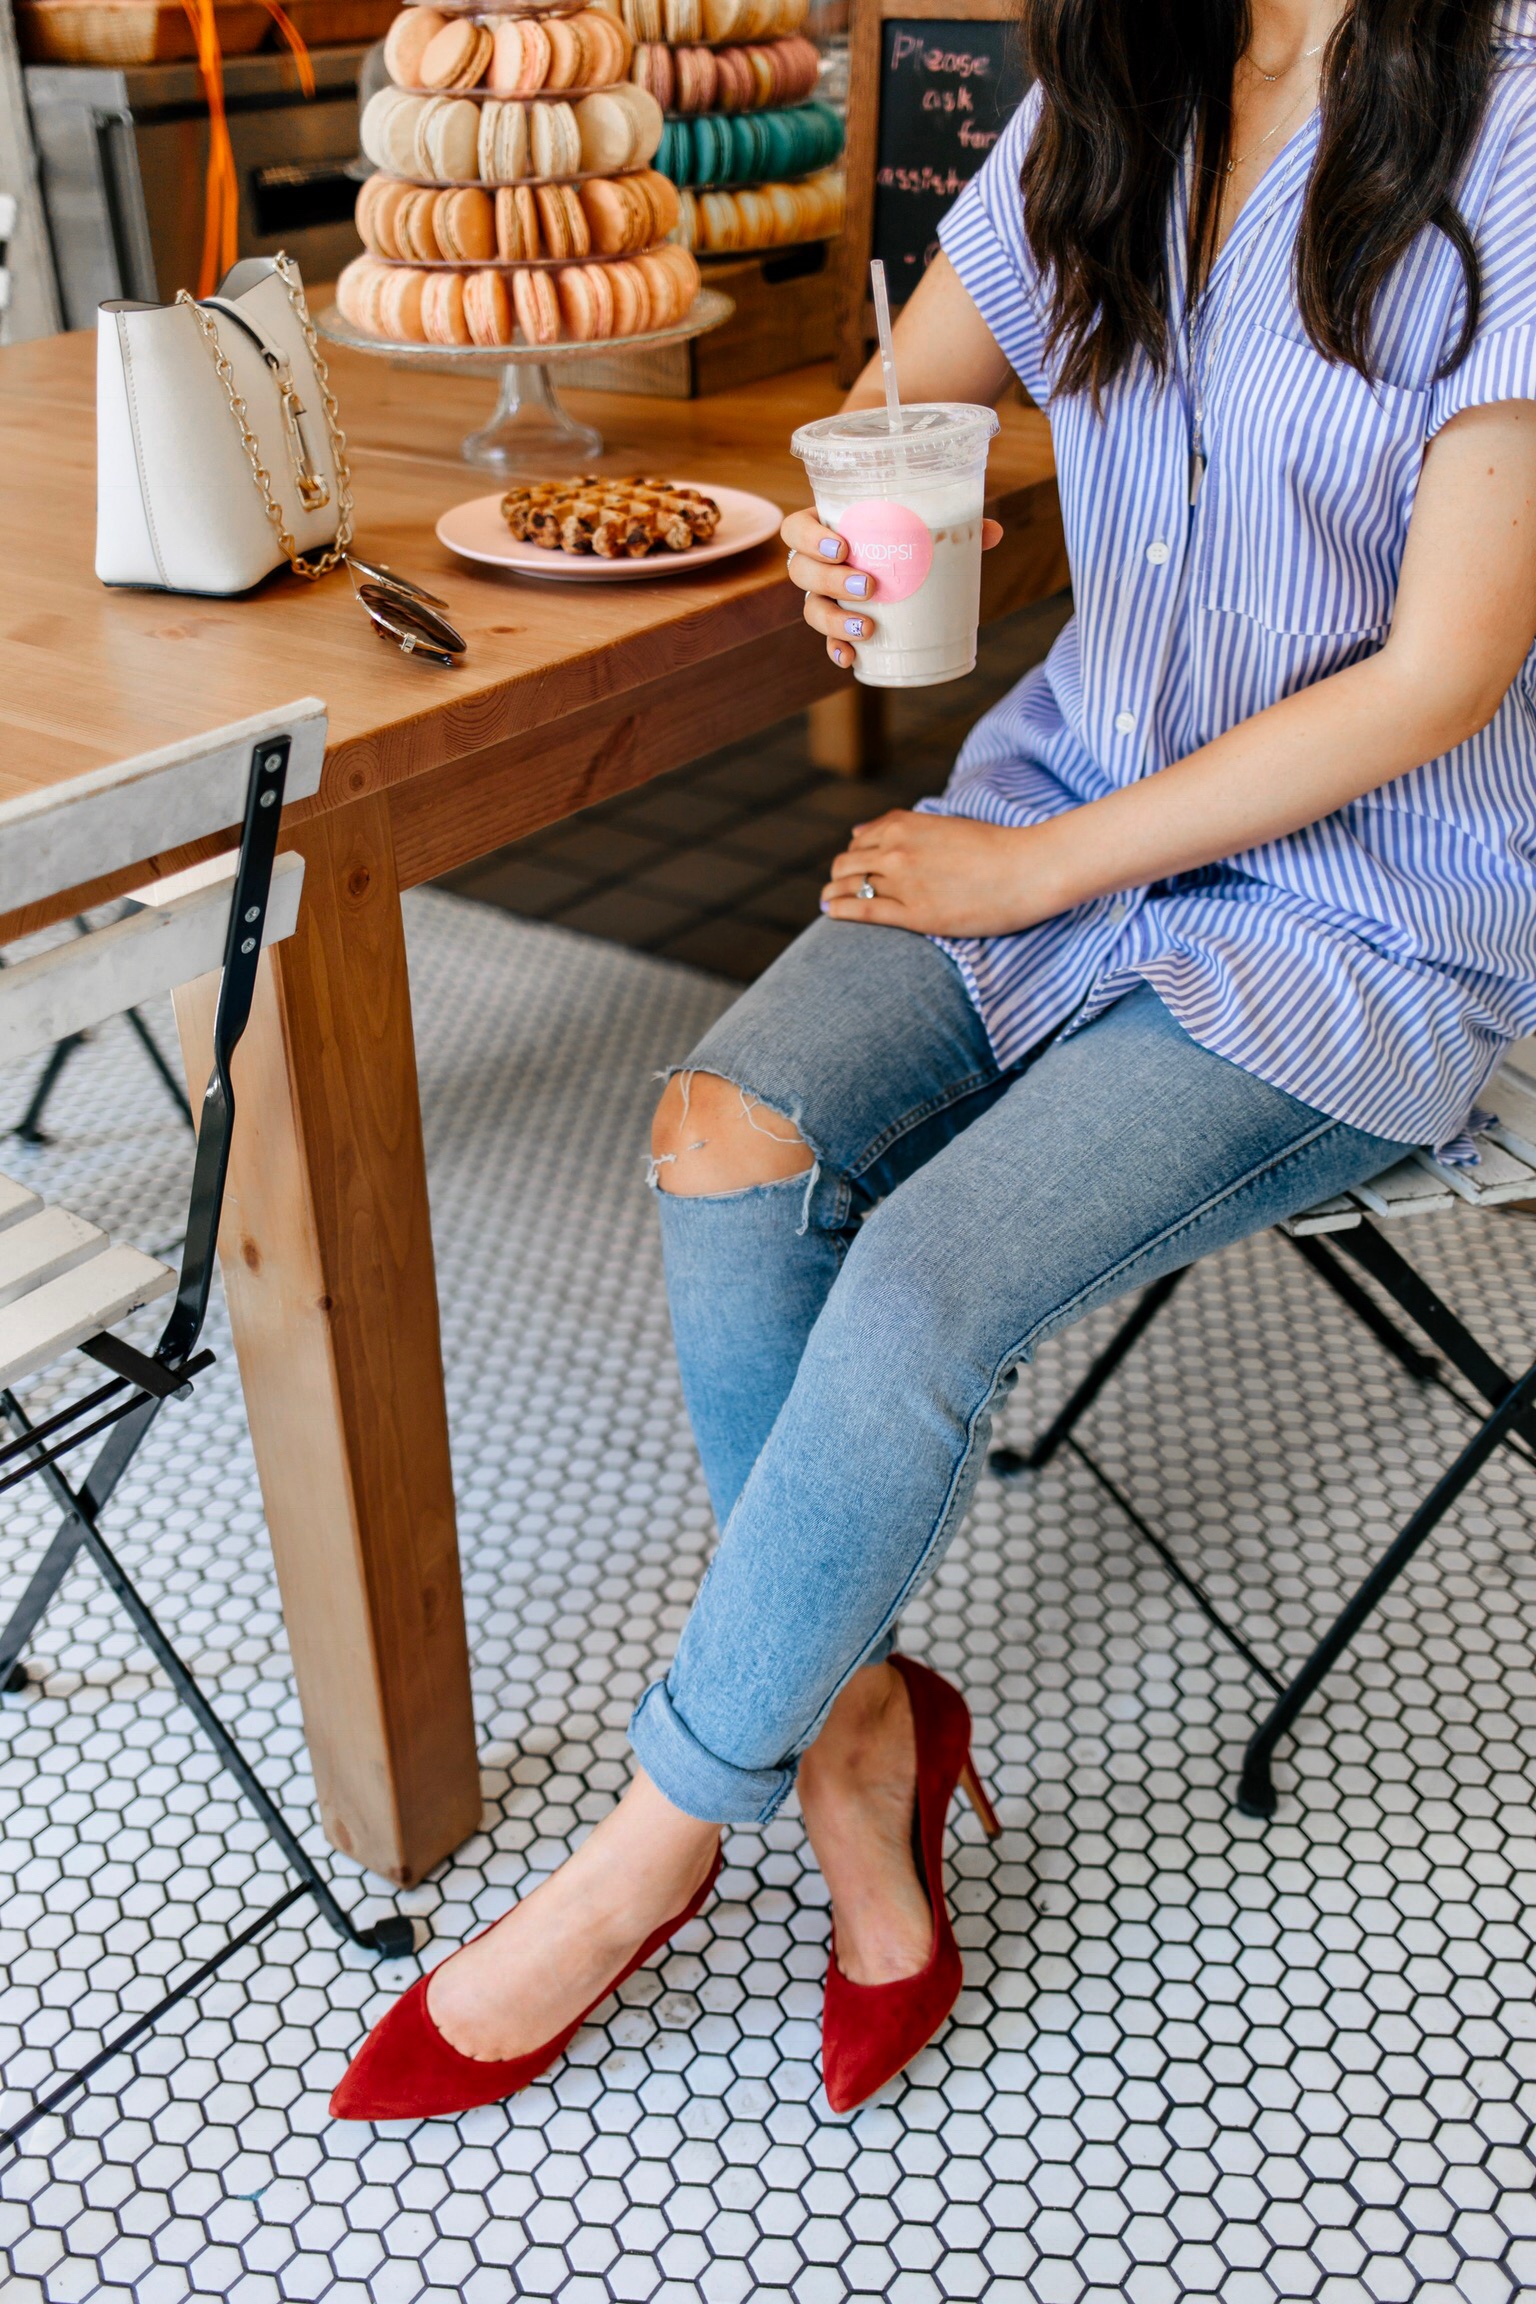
[331,1852,722,2121]
[821,1656,1001,2114]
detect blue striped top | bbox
[930,3,1536,1155]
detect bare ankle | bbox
[803,1663,912,1784]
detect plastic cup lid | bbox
[791,401,1000,480]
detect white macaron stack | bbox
[359,78,665,184]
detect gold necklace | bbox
[1243,34,1324,82]
[1226,79,1315,172]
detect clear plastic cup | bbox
[790,402,1001,689]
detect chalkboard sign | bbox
[837,0,1028,383]
[872,19,1027,295]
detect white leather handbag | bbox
[96,252,355,596]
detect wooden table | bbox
[0,327,1064,1886]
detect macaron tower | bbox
[339,0,704,346]
[620,0,846,254]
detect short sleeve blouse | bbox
[921,5,1536,1156]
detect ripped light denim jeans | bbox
[629,917,1410,1824]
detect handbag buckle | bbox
[272,357,331,512]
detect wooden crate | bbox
[563,240,840,398]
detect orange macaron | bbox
[418,17,492,92]
[464,268,514,346]
[607,258,651,336]
[435,184,496,262]
[421,269,472,345]
[581,8,629,84]
[543,12,586,88]
[578,173,646,254]
[383,6,445,90]
[555,261,614,341]
[379,264,428,342]
[512,266,561,345]
[398,187,444,263]
[489,15,551,95]
[495,183,537,260]
[534,181,589,259]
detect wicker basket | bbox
[15,0,395,62]
[16,1,270,63]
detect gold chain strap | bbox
[178,250,355,581]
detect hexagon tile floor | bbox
[3,889,1536,2304]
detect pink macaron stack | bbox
[630,32,816,113]
[343,0,704,347]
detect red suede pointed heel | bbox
[331,1851,722,2121]
[821,1657,1001,2116]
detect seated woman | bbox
[335,0,1536,2120]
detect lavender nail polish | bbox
[844,617,866,637]
[818,537,842,558]
[845,572,871,597]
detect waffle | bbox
[501,475,723,556]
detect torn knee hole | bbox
[649,1068,813,1191]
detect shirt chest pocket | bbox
[1201,325,1432,638]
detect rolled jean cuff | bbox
[629,1678,795,1825]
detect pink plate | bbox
[435,480,783,581]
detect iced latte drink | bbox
[791,403,1001,688]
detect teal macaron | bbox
[668,106,842,190]
[727,112,759,185]
[813,102,845,166]
[655,117,687,184]
[700,114,732,186]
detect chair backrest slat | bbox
[0,698,325,921]
[0,850,305,1072]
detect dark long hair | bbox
[1020,0,1499,399]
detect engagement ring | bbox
[858,879,876,901]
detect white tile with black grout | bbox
[1,886,1533,2304]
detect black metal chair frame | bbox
[0,732,412,2162]
[989,1214,1536,1823]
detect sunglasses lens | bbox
[357,583,466,655]
[347,556,450,611]
[359,596,455,668]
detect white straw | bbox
[870,258,902,434]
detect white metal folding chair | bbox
[0,702,411,2158]
[991,1053,1536,1824]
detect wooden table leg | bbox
[174,793,480,1886]
[806,687,887,777]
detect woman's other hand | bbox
[822,808,1052,938]
[782,508,1004,671]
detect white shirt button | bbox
[1146,540,1170,565]
[1109,898,1127,922]
[1114,710,1136,734]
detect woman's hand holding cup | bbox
[782,509,879,670]
[781,507,1005,673]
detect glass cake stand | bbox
[317,289,734,475]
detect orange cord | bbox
[179,0,316,297]
[260,0,317,95]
